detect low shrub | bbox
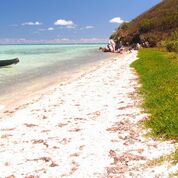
[166,41,178,53]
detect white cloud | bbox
[54,19,74,26]
[36,27,54,32]
[22,21,42,26]
[109,17,124,24]
[85,26,94,29]
[48,27,54,31]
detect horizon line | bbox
[0,42,107,45]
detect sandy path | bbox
[0,51,177,178]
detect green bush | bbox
[162,11,178,30]
[166,41,178,53]
[139,19,153,33]
[120,22,129,30]
[171,31,178,40]
[141,33,160,47]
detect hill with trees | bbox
[110,0,178,51]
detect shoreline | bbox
[0,51,177,177]
[0,53,118,118]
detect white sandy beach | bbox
[0,51,177,178]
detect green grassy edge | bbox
[130,48,178,163]
[131,48,178,138]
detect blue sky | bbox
[0,0,161,44]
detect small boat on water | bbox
[0,58,19,67]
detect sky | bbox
[0,0,161,44]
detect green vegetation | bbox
[146,149,178,176]
[131,48,178,138]
[111,0,178,47]
[131,48,178,162]
[146,151,177,167]
[139,19,153,33]
[110,0,178,168]
[165,40,178,53]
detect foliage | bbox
[111,0,178,47]
[161,11,178,30]
[173,149,178,164]
[110,22,130,41]
[131,48,178,139]
[110,31,117,39]
[139,19,153,33]
[140,33,160,47]
[166,40,178,53]
[170,31,178,40]
[120,22,129,30]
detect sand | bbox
[0,51,177,178]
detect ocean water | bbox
[0,44,108,98]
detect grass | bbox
[131,48,178,139]
[146,152,176,167]
[131,48,178,165]
[131,48,178,164]
[145,149,178,177]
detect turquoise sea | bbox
[0,44,108,103]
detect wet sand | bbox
[0,53,116,117]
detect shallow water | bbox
[0,44,109,107]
